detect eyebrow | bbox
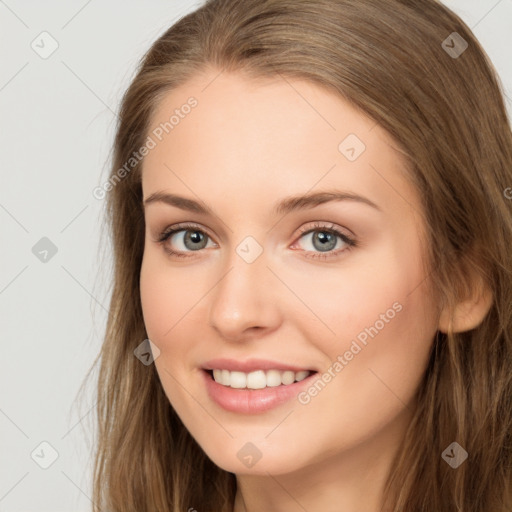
[143,189,382,216]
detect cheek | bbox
[296,237,436,397]
[139,251,207,341]
[140,259,171,341]
[291,274,436,461]
[285,248,426,347]
[315,247,436,412]
[139,254,202,407]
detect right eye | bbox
[156,223,217,258]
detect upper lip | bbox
[202,358,316,373]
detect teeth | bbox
[211,369,312,389]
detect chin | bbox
[201,442,308,476]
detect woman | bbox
[87,0,512,510]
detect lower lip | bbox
[201,369,317,414]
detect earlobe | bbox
[437,273,493,334]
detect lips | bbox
[201,366,318,413]
[201,357,316,373]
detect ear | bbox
[437,264,493,334]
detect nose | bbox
[208,246,282,341]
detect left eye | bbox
[294,229,349,253]
[289,223,357,260]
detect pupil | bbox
[185,230,206,249]
[314,232,336,251]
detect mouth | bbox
[203,368,318,390]
[201,368,319,414]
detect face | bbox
[139,69,440,476]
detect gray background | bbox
[1,1,510,510]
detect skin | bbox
[138,68,475,511]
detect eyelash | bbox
[155,221,357,261]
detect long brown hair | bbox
[84,0,512,510]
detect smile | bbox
[210,368,313,389]
[202,369,319,414]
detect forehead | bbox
[142,69,420,222]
